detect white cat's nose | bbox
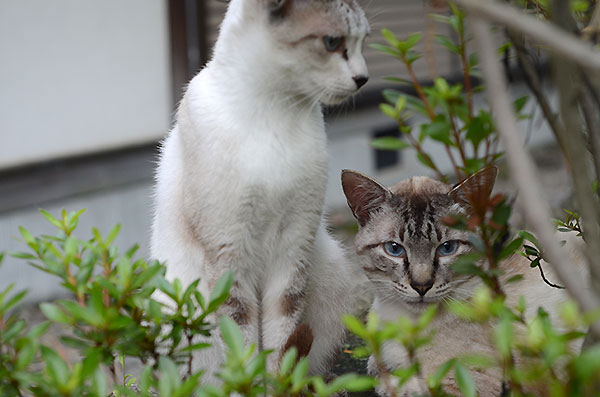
[353,75,369,89]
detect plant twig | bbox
[403,57,436,120]
[453,0,600,73]
[550,0,600,345]
[505,30,569,155]
[469,17,600,338]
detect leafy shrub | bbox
[0,209,374,396]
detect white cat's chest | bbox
[235,116,328,191]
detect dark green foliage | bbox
[1,210,375,396]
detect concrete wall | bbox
[0,0,171,169]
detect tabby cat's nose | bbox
[353,75,369,89]
[410,280,433,297]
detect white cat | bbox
[151,0,369,381]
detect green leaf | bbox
[454,362,476,397]
[405,50,421,64]
[499,237,523,260]
[220,316,244,358]
[208,271,233,312]
[40,209,63,229]
[466,113,493,149]
[328,374,375,393]
[291,357,310,392]
[371,137,409,151]
[451,253,486,278]
[382,88,402,105]
[379,103,398,119]
[139,365,153,394]
[3,289,27,313]
[26,321,50,339]
[16,339,38,370]
[41,345,70,386]
[40,302,72,325]
[279,347,298,375]
[180,343,212,353]
[19,226,35,245]
[416,152,437,171]
[518,230,539,247]
[404,32,422,49]
[422,116,453,146]
[81,349,101,380]
[427,358,455,389]
[435,35,460,54]
[3,319,26,341]
[513,95,529,113]
[381,28,400,48]
[492,202,511,225]
[523,244,539,257]
[106,224,121,246]
[417,305,437,329]
[158,357,181,394]
[91,367,107,397]
[343,315,367,338]
[573,344,600,381]
[383,77,412,86]
[369,43,402,58]
[11,251,37,260]
[494,315,513,358]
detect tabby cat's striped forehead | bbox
[392,191,454,242]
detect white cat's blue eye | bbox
[438,240,459,256]
[383,242,405,257]
[323,35,343,52]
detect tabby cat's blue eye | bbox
[438,240,459,256]
[383,242,405,257]
[323,35,343,52]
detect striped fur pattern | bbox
[151,0,369,383]
[341,169,585,396]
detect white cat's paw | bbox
[398,376,429,397]
[374,375,429,397]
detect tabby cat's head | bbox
[217,0,370,105]
[341,168,497,311]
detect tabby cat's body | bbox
[341,168,584,396]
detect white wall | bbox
[0,0,172,169]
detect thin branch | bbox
[537,262,565,289]
[403,57,436,120]
[579,79,600,185]
[469,18,600,338]
[452,0,600,73]
[505,30,569,155]
[582,0,600,42]
[551,0,600,333]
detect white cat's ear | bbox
[449,166,498,211]
[341,170,390,226]
[266,0,292,18]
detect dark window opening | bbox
[373,125,403,170]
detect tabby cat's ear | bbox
[341,170,390,226]
[448,166,498,211]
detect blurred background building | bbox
[0,0,554,302]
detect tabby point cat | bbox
[151,0,369,382]
[341,167,584,396]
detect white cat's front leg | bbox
[261,256,311,371]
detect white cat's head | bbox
[341,168,498,312]
[217,0,370,105]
